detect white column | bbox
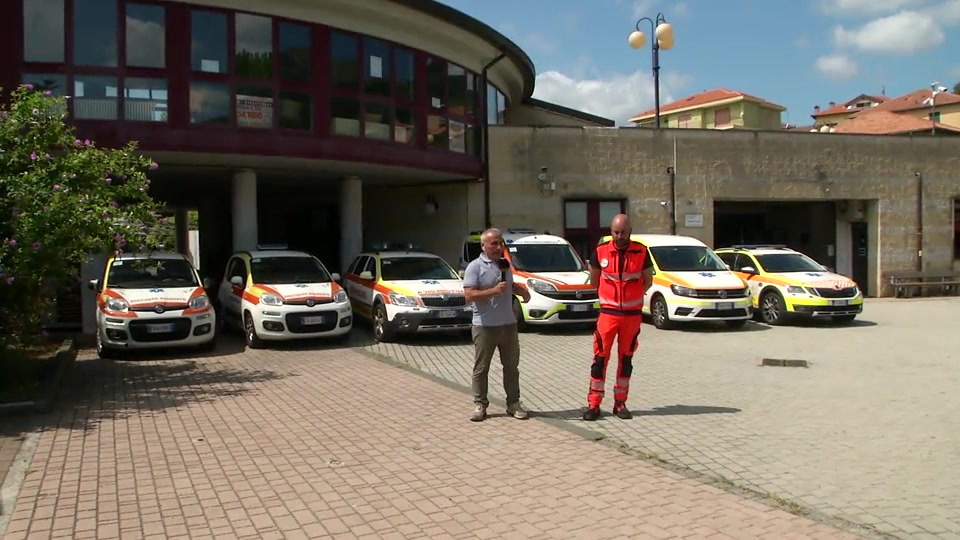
[340,176,363,273]
[232,169,258,251]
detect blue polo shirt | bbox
[462,253,516,327]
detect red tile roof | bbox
[828,110,960,135]
[812,94,887,118]
[813,89,960,119]
[628,88,785,122]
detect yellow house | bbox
[627,88,786,130]
[811,89,960,131]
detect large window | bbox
[74,0,118,67]
[425,57,480,154]
[954,198,960,260]
[23,0,65,63]
[125,3,164,68]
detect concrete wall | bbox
[483,126,960,296]
[362,182,485,266]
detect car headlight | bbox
[526,278,556,293]
[189,294,210,309]
[670,285,697,297]
[260,293,283,306]
[334,290,348,303]
[388,292,418,306]
[105,297,129,312]
[785,286,806,295]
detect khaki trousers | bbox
[471,323,521,407]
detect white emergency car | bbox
[597,234,752,329]
[215,248,352,348]
[460,229,598,330]
[89,252,216,358]
[344,245,472,342]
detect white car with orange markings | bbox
[215,248,352,348]
[714,245,863,325]
[597,234,753,330]
[460,229,598,330]
[88,252,216,359]
[344,247,471,342]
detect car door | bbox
[733,254,764,297]
[356,257,379,310]
[222,257,247,324]
[343,255,366,306]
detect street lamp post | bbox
[628,13,674,129]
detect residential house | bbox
[803,88,960,135]
[627,89,786,130]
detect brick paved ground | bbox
[0,341,858,540]
[360,298,960,540]
[0,431,23,490]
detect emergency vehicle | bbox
[596,234,752,329]
[460,229,598,329]
[714,244,863,325]
[344,244,472,342]
[88,252,216,358]
[214,247,352,348]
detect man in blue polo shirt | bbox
[462,228,531,422]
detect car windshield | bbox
[251,256,332,284]
[380,256,459,281]
[106,258,198,288]
[649,246,728,272]
[509,243,584,272]
[755,253,825,273]
[465,242,482,262]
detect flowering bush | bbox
[0,84,168,347]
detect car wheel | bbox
[724,319,748,329]
[372,302,396,343]
[244,312,265,349]
[651,294,672,330]
[760,289,786,325]
[513,297,529,332]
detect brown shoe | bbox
[582,407,600,421]
[613,401,632,419]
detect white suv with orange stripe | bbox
[459,230,598,330]
[344,247,472,342]
[89,252,216,358]
[215,248,352,349]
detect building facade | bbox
[803,89,960,135]
[3,0,960,313]
[627,89,785,130]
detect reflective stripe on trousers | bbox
[588,312,642,408]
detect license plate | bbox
[147,323,174,333]
[715,302,734,310]
[439,310,457,318]
[829,299,849,306]
[569,304,592,312]
[301,316,324,325]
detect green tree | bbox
[0,83,168,347]
[954,82,960,95]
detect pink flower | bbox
[53,184,61,190]
[22,83,33,90]
[74,139,82,147]
[149,161,159,170]
[4,276,13,285]
[30,152,37,160]
[105,177,112,184]
[32,242,41,249]
[6,239,16,247]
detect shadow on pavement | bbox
[535,404,741,420]
[783,318,878,329]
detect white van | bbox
[597,233,752,329]
[460,229,597,329]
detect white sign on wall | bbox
[684,213,704,228]
[236,94,273,128]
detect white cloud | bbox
[833,10,944,53]
[815,54,859,79]
[924,0,960,24]
[532,70,688,125]
[820,0,929,15]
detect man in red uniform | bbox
[584,214,653,421]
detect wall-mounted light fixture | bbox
[424,195,439,215]
[537,166,555,194]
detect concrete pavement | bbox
[0,341,858,539]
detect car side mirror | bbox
[331,272,341,282]
[202,277,215,290]
[458,269,465,278]
[740,266,757,274]
[87,279,100,291]
[358,271,374,280]
[229,275,243,287]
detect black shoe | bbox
[582,407,600,421]
[613,401,632,419]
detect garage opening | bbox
[713,201,837,269]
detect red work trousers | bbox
[588,312,642,409]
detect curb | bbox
[0,431,40,532]
[354,347,895,540]
[0,339,77,416]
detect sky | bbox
[437,0,958,126]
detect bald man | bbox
[462,228,531,422]
[584,214,653,421]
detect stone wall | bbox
[485,126,960,296]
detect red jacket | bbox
[593,240,651,316]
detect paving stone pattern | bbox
[360,298,960,540]
[1,343,856,539]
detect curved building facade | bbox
[1,0,551,277]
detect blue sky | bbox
[437,0,957,125]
